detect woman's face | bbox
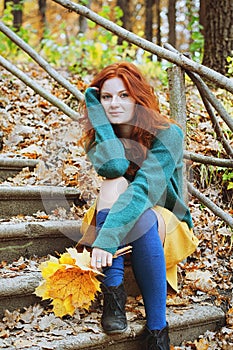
[100,77,136,124]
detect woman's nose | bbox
[111,95,120,106]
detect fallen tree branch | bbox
[52,0,233,94]
[188,182,233,229]
[186,70,233,133]
[0,55,80,121]
[165,43,233,133]
[164,43,233,158]
[184,151,233,168]
[198,93,233,158]
[0,21,84,102]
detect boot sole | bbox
[103,325,128,334]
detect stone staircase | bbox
[0,157,226,349]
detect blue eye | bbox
[120,92,129,98]
[101,95,111,100]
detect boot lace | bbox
[104,289,124,314]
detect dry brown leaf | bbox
[185,270,217,292]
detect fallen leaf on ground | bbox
[185,270,217,292]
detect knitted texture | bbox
[85,88,193,255]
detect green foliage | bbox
[38,5,166,82]
[80,0,90,5]
[139,58,168,86]
[222,170,233,190]
[1,3,166,85]
[197,164,233,193]
[187,15,204,62]
[226,56,233,77]
[0,2,16,56]
[12,0,24,11]
[0,1,34,60]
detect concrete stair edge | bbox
[0,185,81,199]
[0,272,41,297]
[0,157,39,169]
[0,219,82,240]
[0,219,82,262]
[0,157,39,181]
[0,185,85,218]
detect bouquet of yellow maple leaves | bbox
[35,246,131,318]
[35,248,103,317]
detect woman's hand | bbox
[91,247,113,269]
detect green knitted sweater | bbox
[85,88,193,255]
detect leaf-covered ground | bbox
[0,65,232,349]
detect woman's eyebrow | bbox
[101,89,128,94]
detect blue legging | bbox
[96,208,167,331]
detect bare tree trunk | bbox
[188,182,233,229]
[4,0,23,30]
[199,0,206,36]
[145,0,153,42]
[116,0,132,45]
[202,0,233,75]
[155,0,161,61]
[79,0,91,34]
[13,0,23,30]
[38,0,47,25]
[168,0,176,47]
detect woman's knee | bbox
[97,176,128,211]
[127,209,165,245]
[134,209,158,234]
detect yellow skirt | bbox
[78,203,199,292]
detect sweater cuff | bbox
[85,87,110,128]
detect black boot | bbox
[140,323,170,350]
[101,283,127,334]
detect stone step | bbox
[0,157,38,181]
[0,185,84,218]
[34,304,225,349]
[0,219,82,262]
[0,270,225,348]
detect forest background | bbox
[0,1,233,349]
[1,0,233,75]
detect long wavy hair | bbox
[80,62,174,178]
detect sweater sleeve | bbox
[85,87,130,178]
[92,124,185,254]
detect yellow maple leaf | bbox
[35,248,102,317]
[52,295,75,318]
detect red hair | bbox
[80,62,173,177]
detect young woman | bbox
[78,62,199,350]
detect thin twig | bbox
[188,182,233,229]
[0,21,84,102]
[113,246,132,258]
[184,151,233,168]
[0,55,80,121]
[186,70,233,132]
